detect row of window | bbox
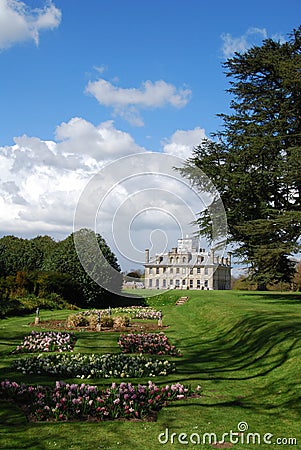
[147,279,209,288]
[166,256,205,264]
[147,267,209,275]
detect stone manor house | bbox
[144,236,231,290]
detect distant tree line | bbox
[0,229,123,316]
[232,261,301,291]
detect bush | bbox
[0,294,77,318]
[66,312,115,329]
[113,314,130,328]
[88,314,98,328]
[100,315,114,328]
[67,313,90,328]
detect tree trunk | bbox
[256,283,267,291]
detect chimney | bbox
[145,249,149,263]
[227,252,232,266]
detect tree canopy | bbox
[180,26,301,287]
[43,229,122,307]
[0,229,122,307]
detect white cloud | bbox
[55,117,145,158]
[161,127,206,159]
[85,78,192,126]
[0,0,61,50]
[0,119,222,271]
[0,118,146,239]
[94,65,107,74]
[221,27,268,58]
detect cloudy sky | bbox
[0,0,300,271]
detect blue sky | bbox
[0,0,300,272]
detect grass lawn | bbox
[0,290,300,449]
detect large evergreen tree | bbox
[181,27,301,287]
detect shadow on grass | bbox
[177,312,301,380]
[164,312,301,417]
[239,291,301,305]
[75,332,119,354]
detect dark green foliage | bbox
[43,229,122,307]
[0,293,74,318]
[0,229,122,311]
[180,26,301,287]
[0,235,56,277]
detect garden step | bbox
[176,296,189,305]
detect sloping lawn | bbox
[0,290,300,449]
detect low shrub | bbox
[66,312,130,329]
[113,314,130,328]
[100,315,114,328]
[67,313,90,328]
[0,295,77,318]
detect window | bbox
[170,257,174,263]
[182,268,186,274]
[176,279,180,287]
[183,257,186,263]
[149,279,152,287]
[176,268,180,274]
[204,267,209,275]
[156,279,159,287]
[190,279,193,288]
[182,279,186,285]
[163,279,166,288]
[163,267,166,273]
[170,279,173,285]
[190,268,193,275]
[197,280,201,288]
[170,267,173,274]
[156,267,159,274]
[204,280,208,288]
[197,267,201,274]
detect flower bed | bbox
[12,331,76,353]
[117,307,161,320]
[0,380,200,421]
[82,307,161,320]
[118,332,182,356]
[12,353,175,378]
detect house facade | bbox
[144,236,231,290]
